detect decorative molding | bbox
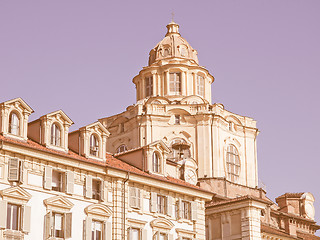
[0,186,32,204]
[84,203,112,219]
[150,218,174,230]
[44,195,74,212]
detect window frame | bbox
[152,152,161,173]
[116,144,127,153]
[6,203,21,231]
[145,76,153,97]
[51,123,61,146]
[9,112,20,136]
[169,72,181,94]
[157,195,167,215]
[51,169,65,193]
[90,134,99,157]
[226,144,241,182]
[196,75,205,97]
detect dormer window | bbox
[152,152,160,173]
[145,76,153,97]
[9,112,20,135]
[90,134,99,157]
[197,75,204,97]
[51,123,61,146]
[169,73,181,94]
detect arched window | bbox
[169,73,181,94]
[90,135,99,157]
[226,145,240,182]
[116,144,127,153]
[152,152,160,173]
[9,112,20,135]
[197,75,204,97]
[51,123,61,146]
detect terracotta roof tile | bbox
[261,224,297,239]
[0,135,210,192]
[206,195,272,208]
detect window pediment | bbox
[84,203,112,219]
[44,195,74,211]
[150,218,174,230]
[0,186,31,204]
[82,122,110,137]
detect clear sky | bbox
[1,0,320,231]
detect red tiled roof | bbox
[276,193,305,199]
[206,195,272,208]
[261,224,297,239]
[0,135,210,193]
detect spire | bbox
[166,20,180,36]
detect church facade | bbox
[0,21,319,240]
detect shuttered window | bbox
[85,217,112,240]
[153,232,173,240]
[129,187,141,209]
[8,158,23,183]
[52,170,64,192]
[45,211,72,239]
[0,201,31,233]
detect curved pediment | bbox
[225,115,243,126]
[145,96,170,105]
[150,218,174,229]
[85,203,112,218]
[180,95,208,105]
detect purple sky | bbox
[1,0,320,230]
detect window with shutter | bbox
[8,158,22,183]
[130,187,141,209]
[52,170,64,192]
[92,179,103,201]
[66,171,74,194]
[85,175,93,198]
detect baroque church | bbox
[0,21,319,240]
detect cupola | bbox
[148,21,199,66]
[133,21,214,104]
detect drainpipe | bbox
[122,172,130,240]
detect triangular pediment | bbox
[1,97,34,114]
[43,109,74,125]
[0,186,32,203]
[85,203,112,218]
[44,195,74,210]
[81,121,110,136]
[148,140,171,153]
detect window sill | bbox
[177,218,193,225]
[3,229,25,238]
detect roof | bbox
[206,195,272,208]
[261,224,298,239]
[276,192,305,199]
[297,232,320,240]
[0,135,210,193]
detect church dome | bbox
[148,21,199,66]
